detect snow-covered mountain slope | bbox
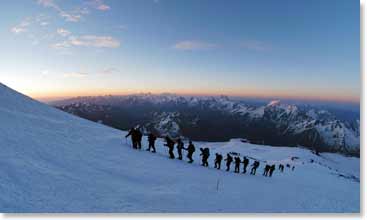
[0,83,359,212]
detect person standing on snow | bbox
[146,133,157,153]
[234,157,241,173]
[185,140,195,163]
[224,154,233,171]
[176,138,184,160]
[164,136,175,159]
[135,128,143,150]
[214,153,223,170]
[125,127,139,149]
[200,148,210,167]
[242,157,249,173]
[263,165,270,176]
[269,165,276,177]
[250,161,260,175]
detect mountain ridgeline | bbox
[53,94,360,156]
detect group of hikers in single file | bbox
[125,127,295,177]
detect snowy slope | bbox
[0,83,360,213]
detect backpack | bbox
[189,144,195,152]
[204,148,210,156]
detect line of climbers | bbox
[125,127,294,176]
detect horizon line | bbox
[31,91,360,105]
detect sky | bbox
[0,0,360,103]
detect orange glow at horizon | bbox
[27,87,360,104]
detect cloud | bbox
[63,72,88,78]
[11,14,51,35]
[37,0,111,23]
[11,26,27,34]
[173,40,217,51]
[37,0,82,22]
[97,4,110,11]
[59,12,81,22]
[11,19,31,34]
[68,35,120,48]
[51,41,71,49]
[52,35,121,49]
[88,0,110,11]
[240,40,270,52]
[99,67,120,74]
[35,14,50,26]
[57,28,71,37]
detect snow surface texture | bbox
[0,83,360,213]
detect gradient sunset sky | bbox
[0,0,360,103]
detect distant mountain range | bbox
[53,94,360,155]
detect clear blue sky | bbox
[0,0,360,102]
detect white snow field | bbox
[0,83,360,213]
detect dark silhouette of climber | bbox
[263,165,270,176]
[164,136,175,159]
[125,127,141,149]
[225,154,233,171]
[214,153,223,170]
[176,138,184,160]
[146,133,157,153]
[234,157,241,173]
[200,148,210,167]
[242,157,249,173]
[269,165,276,177]
[250,161,260,175]
[185,140,195,163]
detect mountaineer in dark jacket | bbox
[135,128,143,149]
[164,136,175,159]
[125,127,140,149]
[242,157,249,173]
[269,165,276,177]
[225,154,233,171]
[200,148,210,167]
[185,141,195,163]
[214,153,223,170]
[176,138,184,160]
[250,161,260,175]
[263,165,270,176]
[146,133,157,153]
[234,157,241,173]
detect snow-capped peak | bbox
[267,100,281,107]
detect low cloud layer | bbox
[53,35,120,49]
